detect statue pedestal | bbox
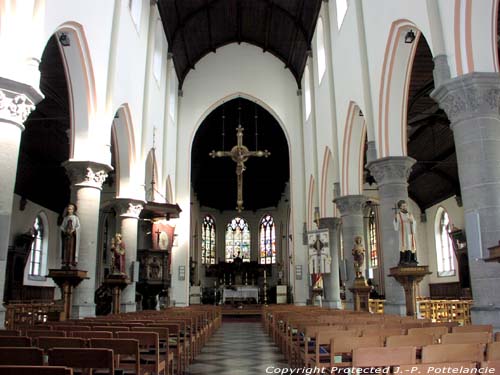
[349,277,371,312]
[48,269,88,320]
[389,265,431,317]
[104,274,130,314]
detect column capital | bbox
[114,198,146,219]
[318,217,341,231]
[431,72,500,124]
[334,195,366,216]
[367,156,415,187]
[0,77,42,129]
[63,160,113,190]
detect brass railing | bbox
[4,300,64,329]
[417,299,472,325]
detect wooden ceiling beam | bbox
[263,1,273,52]
[206,0,215,53]
[236,0,242,44]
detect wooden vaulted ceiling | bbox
[406,36,459,211]
[157,0,323,88]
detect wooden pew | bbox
[481,360,500,372]
[452,325,493,334]
[117,331,166,375]
[352,346,417,372]
[395,362,477,374]
[408,326,448,342]
[487,341,500,361]
[90,338,140,375]
[48,348,114,375]
[441,332,492,345]
[0,329,21,336]
[421,343,484,364]
[70,330,113,339]
[0,347,44,365]
[0,365,73,375]
[0,336,32,347]
[37,337,86,352]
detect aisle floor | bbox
[186,321,288,375]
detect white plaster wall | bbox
[312,6,338,217]
[9,195,58,289]
[176,43,307,305]
[108,0,152,199]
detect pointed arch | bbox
[320,147,336,217]
[145,148,159,202]
[378,20,422,158]
[111,104,137,197]
[341,102,366,195]
[307,175,315,230]
[165,175,174,204]
[259,213,276,264]
[53,22,97,159]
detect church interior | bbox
[1,0,500,373]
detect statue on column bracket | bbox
[110,233,126,275]
[352,236,365,279]
[60,203,80,269]
[393,199,418,266]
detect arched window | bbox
[168,65,177,121]
[316,17,326,83]
[435,208,456,276]
[368,208,378,268]
[152,19,163,82]
[304,65,312,120]
[202,215,216,264]
[259,214,276,264]
[29,215,44,277]
[225,217,250,262]
[336,0,348,29]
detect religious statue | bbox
[110,233,126,274]
[393,199,418,265]
[60,203,80,268]
[352,236,365,278]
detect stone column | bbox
[0,78,40,326]
[334,195,366,309]
[115,198,144,313]
[318,217,342,308]
[64,161,111,318]
[431,73,500,328]
[367,156,415,315]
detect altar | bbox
[222,286,259,304]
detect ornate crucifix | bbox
[210,124,270,212]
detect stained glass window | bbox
[29,215,44,276]
[259,214,276,264]
[201,215,216,264]
[436,208,456,276]
[368,208,378,268]
[225,217,250,262]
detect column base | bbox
[471,306,500,331]
[120,302,137,313]
[71,303,96,319]
[323,300,343,309]
[383,302,407,316]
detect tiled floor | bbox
[185,322,288,375]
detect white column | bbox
[64,161,111,318]
[318,217,342,308]
[115,198,144,312]
[0,78,40,326]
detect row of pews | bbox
[263,305,500,373]
[0,305,221,375]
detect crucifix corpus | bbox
[210,124,270,212]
